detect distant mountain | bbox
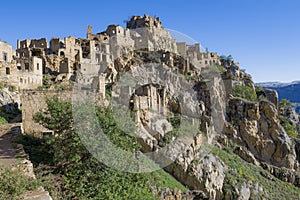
[256,81,300,112]
[256,81,300,88]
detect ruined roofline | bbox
[0,39,11,45]
[126,14,163,29]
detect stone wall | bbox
[22,90,73,136]
[22,89,104,136]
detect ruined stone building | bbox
[177,42,220,68]
[0,40,43,89]
[0,14,222,91]
[0,40,14,63]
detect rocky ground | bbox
[0,123,52,200]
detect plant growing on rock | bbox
[232,85,257,102]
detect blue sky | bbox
[1,0,299,82]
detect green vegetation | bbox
[0,82,4,89]
[0,115,8,125]
[8,85,16,92]
[232,85,257,102]
[220,55,234,61]
[0,167,40,199]
[105,84,113,99]
[210,145,300,199]
[255,85,263,93]
[38,76,52,90]
[278,99,298,138]
[54,85,66,90]
[0,106,21,124]
[19,97,186,199]
[279,98,294,108]
[134,50,161,64]
[158,115,181,147]
[279,115,298,138]
[201,64,226,76]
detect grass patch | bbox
[0,166,40,199]
[210,146,300,199]
[153,169,187,191]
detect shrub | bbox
[0,116,8,125]
[8,85,16,92]
[42,76,51,89]
[279,99,294,109]
[0,82,4,89]
[0,167,40,199]
[279,115,298,138]
[232,85,257,102]
[255,86,263,93]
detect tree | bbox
[227,55,234,61]
[279,99,294,108]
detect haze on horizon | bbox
[1,0,299,83]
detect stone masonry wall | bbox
[22,89,104,136]
[22,90,73,136]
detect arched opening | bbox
[60,51,65,57]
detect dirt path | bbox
[0,123,24,168]
[0,123,53,199]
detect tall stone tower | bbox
[87,25,93,39]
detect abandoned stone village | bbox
[0,14,226,135]
[2,14,300,199]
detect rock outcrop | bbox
[0,88,20,112]
[226,98,296,169]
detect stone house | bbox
[0,40,43,89]
[177,42,220,68]
[0,40,14,63]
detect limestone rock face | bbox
[166,151,227,200]
[21,187,53,200]
[227,98,296,169]
[263,89,278,107]
[233,146,260,166]
[0,89,19,112]
[155,188,208,200]
[17,159,36,178]
[189,153,226,200]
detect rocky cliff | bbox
[4,15,300,199]
[104,45,300,199]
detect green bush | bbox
[255,86,263,93]
[279,99,294,108]
[8,85,16,92]
[232,85,257,102]
[0,167,40,199]
[0,82,4,89]
[42,76,51,89]
[0,116,8,125]
[0,107,21,124]
[279,115,298,138]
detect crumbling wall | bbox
[22,90,73,136]
[22,89,104,136]
[0,40,14,63]
[17,38,47,58]
[0,56,43,89]
[126,14,163,29]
